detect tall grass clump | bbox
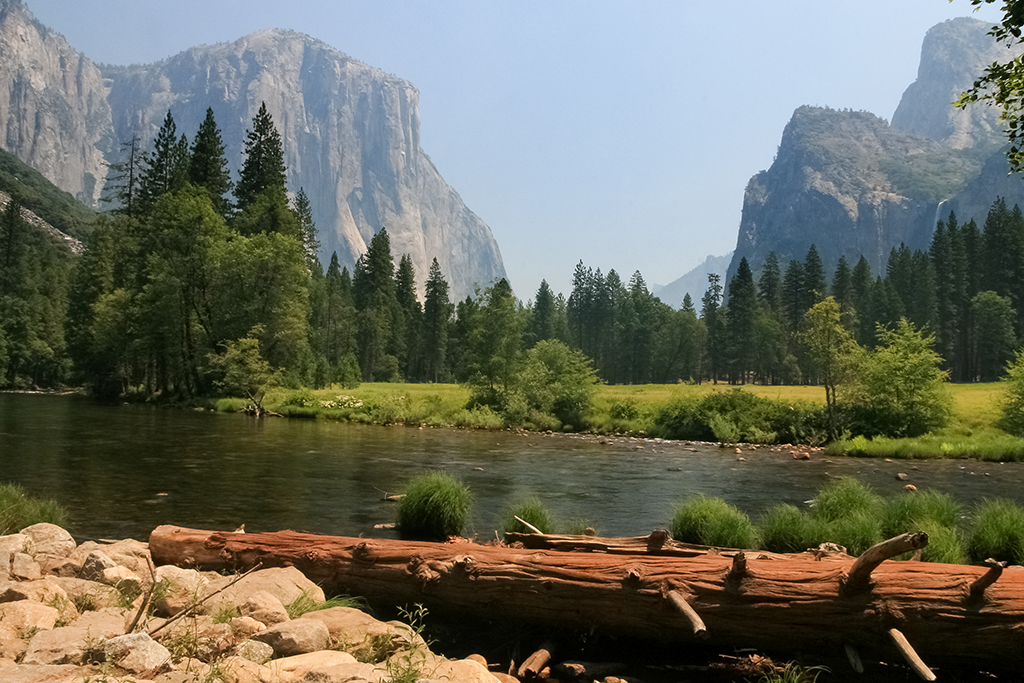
[967,499,1024,564]
[807,478,883,555]
[501,497,556,534]
[0,483,69,534]
[758,504,825,553]
[670,495,758,549]
[396,472,472,541]
[881,489,965,563]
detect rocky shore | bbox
[0,523,518,683]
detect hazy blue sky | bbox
[26,1,1005,298]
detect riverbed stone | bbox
[78,550,118,582]
[0,600,60,638]
[240,590,289,626]
[100,565,144,596]
[69,606,128,638]
[205,567,323,616]
[218,655,274,683]
[268,650,360,680]
[251,618,330,657]
[0,578,69,606]
[230,616,266,638]
[21,626,98,665]
[36,554,82,578]
[48,577,121,611]
[0,664,85,683]
[234,638,274,665]
[154,565,209,617]
[299,606,423,651]
[0,550,10,581]
[397,652,503,683]
[12,552,42,581]
[73,539,151,576]
[0,534,33,556]
[20,524,76,559]
[105,632,172,674]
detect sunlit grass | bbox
[500,497,556,534]
[670,495,759,549]
[396,472,472,541]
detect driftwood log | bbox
[150,525,1024,674]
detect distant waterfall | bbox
[933,199,948,229]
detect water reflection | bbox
[2,393,1022,541]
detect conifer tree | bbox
[394,254,421,379]
[352,228,400,380]
[528,279,558,346]
[103,134,147,219]
[726,257,757,383]
[701,273,725,383]
[138,111,189,212]
[235,102,287,213]
[802,245,827,309]
[189,108,233,217]
[757,251,783,316]
[421,258,452,383]
[294,187,320,271]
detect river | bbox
[2,392,1022,542]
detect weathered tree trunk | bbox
[149,525,1024,673]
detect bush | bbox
[811,477,882,523]
[999,348,1024,435]
[0,483,69,534]
[916,520,966,565]
[396,472,472,541]
[609,399,641,421]
[501,497,556,534]
[670,495,758,549]
[967,499,1024,564]
[881,489,961,538]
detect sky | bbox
[25,0,1006,298]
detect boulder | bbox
[251,619,330,657]
[0,600,60,639]
[20,524,76,559]
[218,655,275,683]
[0,578,70,606]
[412,654,504,683]
[73,539,151,575]
[69,607,128,638]
[11,553,42,581]
[0,550,9,581]
[0,634,28,661]
[78,551,117,582]
[36,555,82,578]
[267,650,359,680]
[239,591,289,626]
[230,616,266,638]
[48,577,120,611]
[0,664,85,683]
[154,565,209,617]
[100,566,144,596]
[299,607,424,651]
[0,534,32,556]
[21,626,97,665]
[295,663,377,683]
[234,639,274,665]
[104,632,172,674]
[204,567,323,616]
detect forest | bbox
[2,103,1024,438]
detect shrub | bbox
[609,399,640,421]
[282,388,318,408]
[0,483,69,534]
[916,520,966,565]
[999,348,1024,435]
[501,497,556,534]
[967,499,1024,564]
[397,472,472,541]
[670,495,758,549]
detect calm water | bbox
[2,392,1023,542]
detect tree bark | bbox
[149,525,1024,672]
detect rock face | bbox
[0,2,505,300]
[727,18,1024,288]
[0,0,110,206]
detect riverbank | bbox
[208,381,1024,461]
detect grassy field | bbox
[213,380,1024,460]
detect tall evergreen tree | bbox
[701,273,725,383]
[726,257,757,383]
[294,187,319,271]
[352,228,400,380]
[758,251,783,317]
[782,259,805,330]
[421,258,452,383]
[189,108,233,217]
[235,102,287,213]
[802,244,827,308]
[394,254,421,380]
[102,134,147,219]
[528,279,558,346]
[138,111,189,212]
[850,256,874,347]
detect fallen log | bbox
[150,525,1024,673]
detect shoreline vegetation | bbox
[184,379,1024,462]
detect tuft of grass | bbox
[758,504,822,553]
[824,510,883,556]
[500,497,555,534]
[396,472,473,541]
[670,495,758,549]
[285,592,366,619]
[810,477,882,522]
[565,517,597,536]
[0,482,69,534]
[881,489,961,538]
[758,662,829,683]
[967,499,1024,564]
[916,519,967,565]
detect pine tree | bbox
[394,254,421,379]
[528,279,557,345]
[235,102,287,212]
[102,134,147,219]
[138,111,189,212]
[782,259,805,330]
[293,188,320,271]
[758,251,783,316]
[352,228,400,380]
[726,257,757,383]
[701,273,725,383]
[803,245,827,308]
[421,258,452,383]
[189,108,233,217]
[850,256,874,347]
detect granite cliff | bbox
[0,1,505,299]
[727,18,1024,288]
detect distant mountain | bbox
[653,252,732,308]
[726,18,1024,287]
[0,1,505,299]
